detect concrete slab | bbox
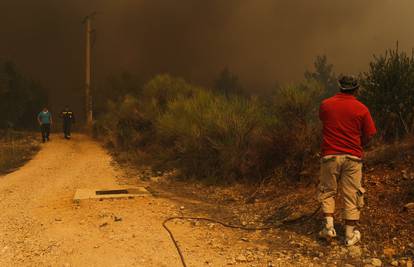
[74,187,151,203]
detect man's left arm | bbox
[361,110,377,147]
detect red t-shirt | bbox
[319,93,377,158]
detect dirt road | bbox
[0,134,192,266]
[0,134,326,267]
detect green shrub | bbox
[141,74,196,114]
[156,89,268,182]
[261,80,323,178]
[361,45,414,141]
[94,74,324,183]
[94,95,153,150]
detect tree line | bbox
[0,60,48,130]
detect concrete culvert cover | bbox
[74,187,151,202]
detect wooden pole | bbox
[84,14,94,131]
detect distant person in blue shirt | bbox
[37,107,53,143]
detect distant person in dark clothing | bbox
[60,106,75,139]
[37,107,53,143]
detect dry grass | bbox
[0,131,40,174]
[364,135,414,165]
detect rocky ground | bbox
[146,140,414,267]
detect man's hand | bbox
[362,134,375,148]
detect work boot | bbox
[319,226,337,240]
[345,230,361,246]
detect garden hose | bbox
[163,205,321,267]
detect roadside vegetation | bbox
[94,46,414,184]
[0,131,40,174]
[0,60,46,174]
[93,58,332,183]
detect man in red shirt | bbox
[318,75,376,246]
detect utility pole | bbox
[83,12,96,131]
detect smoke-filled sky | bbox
[1,0,414,114]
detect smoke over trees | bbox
[1,1,414,115]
